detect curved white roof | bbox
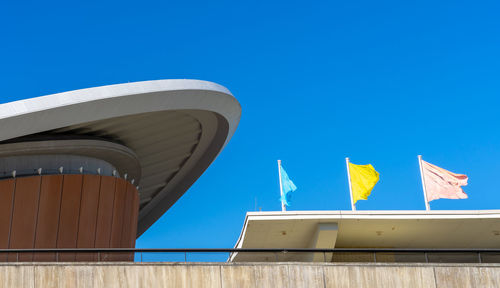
[0,79,241,236]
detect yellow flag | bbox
[348,162,379,204]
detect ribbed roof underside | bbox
[49,110,201,210]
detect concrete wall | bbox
[1,262,500,288]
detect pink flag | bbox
[421,160,468,202]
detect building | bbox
[0,79,240,261]
[231,210,500,263]
[2,79,500,287]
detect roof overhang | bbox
[232,210,500,261]
[0,79,241,236]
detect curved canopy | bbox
[0,79,241,236]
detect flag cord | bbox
[418,155,431,211]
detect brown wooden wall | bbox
[0,175,139,262]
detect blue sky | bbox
[1,1,500,249]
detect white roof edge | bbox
[241,210,500,222]
[233,213,251,250]
[0,79,241,146]
[0,79,234,118]
[246,210,500,217]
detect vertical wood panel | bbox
[0,175,138,263]
[0,179,15,261]
[8,176,41,262]
[120,183,138,260]
[110,179,127,247]
[126,184,139,248]
[120,183,135,248]
[34,175,63,261]
[95,176,116,261]
[128,183,139,260]
[109,179,127,261]
[56,175,83,261]
[129,187,139,248]
[76,175,101,261]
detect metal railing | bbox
[1,248,500,263]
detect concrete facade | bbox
[1,262,500,287]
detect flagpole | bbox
[278,159,286,212]
[418,155,430,211]
[345,157,355,211]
